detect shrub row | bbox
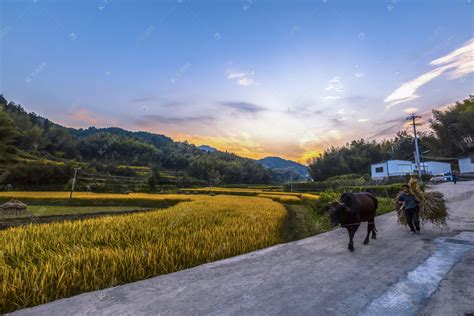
[285,182,405,198]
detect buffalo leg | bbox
[347,225,359,252]
[364,222,372,245]
[371,221,377,239]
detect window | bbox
[375,166,384,173]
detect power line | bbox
[366,120,406,140]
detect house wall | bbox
[371,160,414,179]
[459,157,474,174]
[422,161,452,175]
[387,160,414,176]
[371,162,388,178]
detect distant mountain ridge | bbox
[257,157,311,181]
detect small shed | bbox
[371,160,414,179]
[458,156,474,174]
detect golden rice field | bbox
[256,193,302,203]
[182,187,319,201]
[0,195,287,313]
[0,191,192,201]
[0,191,195,208]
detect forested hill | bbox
[257,157,311,181]
[0,95,272,189]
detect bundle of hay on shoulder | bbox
[396,178,448,227]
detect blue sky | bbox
[1,0,473,162]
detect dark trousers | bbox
[405,207,420,232]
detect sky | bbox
[1,0,473,163]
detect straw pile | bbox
[0,199,28,216]
[396,178,448,227]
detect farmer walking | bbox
[398,184,421,234]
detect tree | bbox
[428,98,474,157]
[0,106,18,157]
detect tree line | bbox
[308,98,474,181]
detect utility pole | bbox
[407,114,422,182]
[290,172,293,192]
[70,167,81,199]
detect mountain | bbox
[198,145,217,153]
[258,157,311,182]
[0,95,273,190]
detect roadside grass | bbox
[281,204,333,242]
[280,195,394,242]
[0,195,286,313]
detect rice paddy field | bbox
[0,191,193,207]
[0,189,392,313]
[0,194,288,313]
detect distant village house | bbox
[370,160,452,179]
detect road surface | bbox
[12,181,474,315]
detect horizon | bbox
[1,0,473,163]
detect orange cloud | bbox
[172,133,323,163]
[62,108,112,128]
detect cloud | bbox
[227,72,247,79]
[67,108,106,126]
[404,107,419,114]
[358,118,369,122]
[324,95,342,100]
[227,70,256,86]
[353,72,365,78]
[325,77,344,93]
[136,114,215,125]
[219,101,265,113]
[237,77,254,86]
[385,38,474,109]
[324,77,344,100]
[130,96,155,103]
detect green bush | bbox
[310,191,339,214]
[285,182,404,198]
[341,183,403,198]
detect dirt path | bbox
[10,181,474,315]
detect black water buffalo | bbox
[328,192,378,252]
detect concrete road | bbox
[12,182,474,316]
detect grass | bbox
[0,191,193,207]
[280,196,394,243]
[0,205,149,219]
[0,195,286,313]
[281,204,333,242]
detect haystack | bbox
[396,178,448,227]
[0,199,29,216]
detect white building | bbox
[418,161,452,175]
[371,160,414,179]
[371,160,452,179]
[458,156,474,174]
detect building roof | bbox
[371,160,412,165]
